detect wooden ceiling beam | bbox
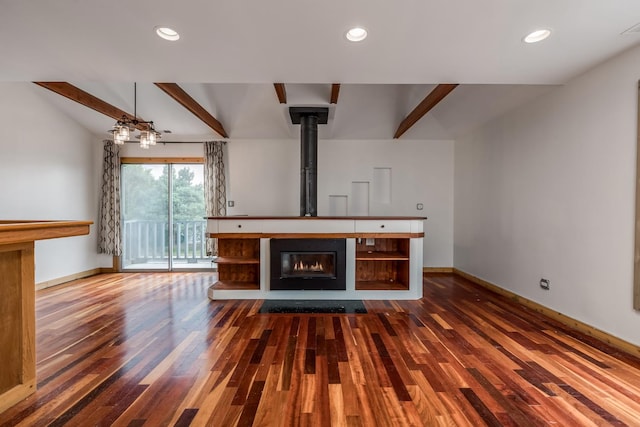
[273,83,287,104]
[393,83,458,139]
[33,82,149,130]
[154,83,228,138]
[330,84,340,104]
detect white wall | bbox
[0,83,109,283]
[121,138,455,267]
[319,139,453,267]
[454,44,640,345]
[227,138,454,267]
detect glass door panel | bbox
[171,164,211,270]
[121,164,169,270]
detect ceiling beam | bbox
[154,83,228,138]
[273,83,287,104]
[393,84,458,139]
[33,82,149,130]
[330,84,341,104]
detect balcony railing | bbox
[123,220,210,265]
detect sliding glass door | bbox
[170,164,210,269]
[121,162,212,271]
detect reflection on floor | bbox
[123,260,215,270]
[3,272,640,426]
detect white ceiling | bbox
[2,0,640,140]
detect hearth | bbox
[270,238,346,290]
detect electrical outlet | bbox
[539,278,550,290]
[416,203,424,210]
[365,238,375,246]
[228,200,234,207]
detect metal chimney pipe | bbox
[300,114,318,216]
[289,107,329,217]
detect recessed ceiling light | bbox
[155,26,180,41]
[346,27,367,42]
[523,29,551,43]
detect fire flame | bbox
[293,260,325,272]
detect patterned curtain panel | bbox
[204,141,227,256]
[98,140,122,256]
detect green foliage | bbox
[122,164,205,221]
[172,166,205,221]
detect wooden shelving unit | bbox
[355,238,410,290]
[213,238,260,290]
[215,256,260,265]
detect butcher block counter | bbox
[0,220,92,413]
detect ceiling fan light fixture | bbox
[523,29,551,43]
[346,27,367,42]
[155,26,180,41]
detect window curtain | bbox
[98,140,122,256]
[204,141,227,256]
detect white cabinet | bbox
[259,219,355,233]
[206,220,218,234]
[354,220,411,233]
[410,220,424,233]
[218,220,264,233]
[209,218,423,235]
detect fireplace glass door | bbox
[270,238,346,290]
[281,252,336,279]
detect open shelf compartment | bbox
[355,238,410,290]
[215,238,261,290]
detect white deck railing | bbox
[123,220,209,264]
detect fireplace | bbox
[270,238,346,290]
[281,252,335,279]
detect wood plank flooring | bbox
[2,273,640,426]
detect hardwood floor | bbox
[2,273,640,426]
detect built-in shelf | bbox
[355,238,410,290]
[215,238,260,290]
[355,251,409,261]
[211,280,260,290]
[215,256,260,265]
[354,280,409,291]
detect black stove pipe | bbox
[300,114,318,216]
[289,107,328,217]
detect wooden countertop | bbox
[206,216,427,220]
[0,220,93,245]
[0,219,93,414]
